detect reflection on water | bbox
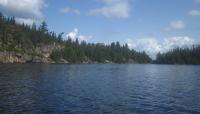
[0,64,200,114]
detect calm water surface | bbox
[0,64,200,114]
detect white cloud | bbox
[0,0,45,24]
[165,20,185,31]
[189,10,200,16]
[88,0,131,18]
[126,38,161,58]
[66,28,79,40]
[126,37,196,59]
[162,37,195,51]
[194,0,200,3]
[126,39,136,49]
[15,18,36,25]
[66,28,93,42]
[60,7,80,15]
[78,35,93,41]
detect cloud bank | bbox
[88,0,131,18]
[126,37,197,59]
[0,0,45,25]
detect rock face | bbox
[0,43,64,63]
[57,59,69,64]
[0,43,136,64]
[35,43,63,58]
[0,52,29,63]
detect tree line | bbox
[1,12,199,64]
[154,46,200,64]
[50,39,152,63]
[0,13,152,63]
[0,13,63,52]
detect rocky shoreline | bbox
[0,43,137,64]
[0,43,65,64]
[0,51,136,64]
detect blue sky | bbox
[0,0,200,58]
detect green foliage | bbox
[49,38,152,63]
[0,13,63,52]
[155,46,200,64]
[50,50,62,62]
[0,12,152,63]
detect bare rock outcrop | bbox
[0,43,64,63]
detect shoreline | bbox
[0,62,199,65]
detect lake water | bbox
[0,64,200,114]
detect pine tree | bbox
[39,21,48,34]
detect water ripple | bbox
[0,64,200,114]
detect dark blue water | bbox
[0,64,200,114]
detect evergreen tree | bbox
[0,12,153,63]
[39,21,48,34]
[155,46,200,64]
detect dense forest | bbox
[1,12,199,64]
[0,13,63,52]
[0,13,151,63]
[155,46,200,64]
[50,39,152,63]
